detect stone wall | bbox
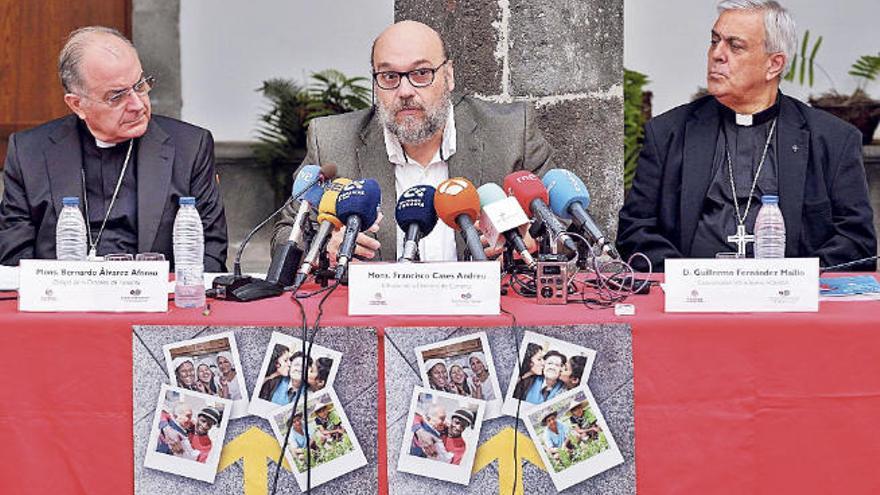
[133,0,181,118]
[396,0,624,238]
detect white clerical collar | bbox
[383,105,456,166]
[95,137,117,148]
[735,113,754,127]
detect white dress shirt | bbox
[384,106,458,261]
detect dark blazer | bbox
[271,95,554,260]
[0,114,228,271]
[617,94,876,271]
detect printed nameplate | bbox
[664,258,818,313]
[19,260,169,312]
[348,262,500,315]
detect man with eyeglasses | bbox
[0,26,228,270]
[272,20,553,262]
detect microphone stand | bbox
[209,184,317,302]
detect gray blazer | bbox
[271,95,553,261]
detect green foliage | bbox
[253,70,371,204]
[849,53,880,91]
[624,69,650,190]
[305,69,372,120]
[538,426,611,473]
[289,426,355,473]
[784,29,823,87]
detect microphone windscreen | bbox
[317,178,351,228]
[395,185,438,234]
[434,177,480,230]
[335,178,381,230]
[291,164,326,205]
[542,169,590,220]
[476,183,507,207]
[503,171,549,217]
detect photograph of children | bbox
[162,332,249,419]
[501,331,597,417]
[397,386,486,485]
[414,332,504,419]
[268,388,367,490]
[524,387,624,491]
[249,332,342,418]
[144,384,232,483]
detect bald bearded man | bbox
[272,20,553,263]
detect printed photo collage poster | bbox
[133,325,378,493]
[132,323,633,493]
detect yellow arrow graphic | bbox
[218,426,292,495]
[472,427,546,495]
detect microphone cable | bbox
[820,255,880,273]
[270,280,341,495]
[270,290,308,495]
[499,303,523,495]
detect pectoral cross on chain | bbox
[727,224,755,257]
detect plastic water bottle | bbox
[754,195,786,258]
[56,197,87,260]
[173,197,206,308]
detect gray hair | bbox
[58,26,135,93]
[717,0,797,73]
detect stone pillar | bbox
[132,0,181,118]
[396,0,624,238]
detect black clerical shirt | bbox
[690,100,780,257]
[78,121,139,256]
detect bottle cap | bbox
[178,197,196,206]
[761,195,779,204]
[62,197,80,206]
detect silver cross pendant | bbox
[727,224,755,257]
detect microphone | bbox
[434,177,487,261]
[395,185,438,262]
[542,169,615,256]
[265,164,337,287]
[209,163,335,301]
[292,177,351,289]
[334,179,382,280]
[503,171,578,254]
[477,183,535,267]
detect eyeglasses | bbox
[372,60,448,90]
[82,74,156,107]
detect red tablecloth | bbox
[1,283,879,494]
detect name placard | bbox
[664,258,819,313]
[19,260,169,312]
[348,262,500,315]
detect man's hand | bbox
[480,226,538,260]
[326,212,383,263]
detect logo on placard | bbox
[40,288,57,302]
[771,289,798,304]
[461,292,472,300]
[685,289,704,303]
[368,292,387,306]
[130,288,142,296]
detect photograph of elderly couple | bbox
[268,388,367,491]
[398,387,486,486]
[163,332,249,419]
[525,388,624,491]
[144,384,231,483]
[249,332,342,418]
[415,332,504,419]
[501,331,598,416]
